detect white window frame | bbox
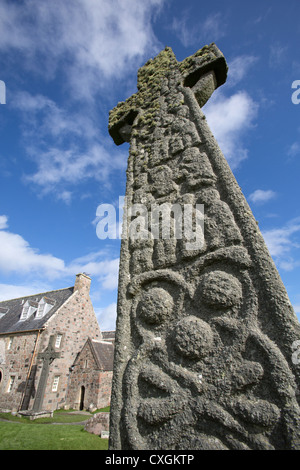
[52,376,60,392]
[20,302,30,320]
[36,298,55,319]
[7,376,15,392]
[55,334,62,348]
[36,301,45,319]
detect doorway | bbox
[79,385,85,411]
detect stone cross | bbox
[108,44,300,450]
[32,335,60,412]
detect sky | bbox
[0,0,299,331]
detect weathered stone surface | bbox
[84,412,110,436]
[108,44,300,450]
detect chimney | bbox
[74,273,91,294]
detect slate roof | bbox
[0,287,74,334]
[91,339,114,371]
[102,330,115,343]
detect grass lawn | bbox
[0,410,109,450]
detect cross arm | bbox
[179,43,228,107]
[108,94,139,146]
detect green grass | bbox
[0,422,108,450]
[0,412,88,424]
[0,409,109,450]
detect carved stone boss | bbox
[108,44,300,450]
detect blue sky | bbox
[0,0,299,330]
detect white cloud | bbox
[203,91,258,168]
[95,303,117,331]
[24,143,125,194]
[249,189,277,204]
[269,42,288,68]
[0,217,120,288]
[0,215,8,230]
[0,0,165,99]
[0,230,65,278]
[69,253,119,291]
[287,142,300,159]
[227,55,258,87]
[0,282,51,301]
[12,92,127,198]
[262,218,300,271]
[202,12,226,41]
[171,11,225,47]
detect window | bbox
[52,376,60,392]
[36,301,45,318]
[20,300,38,321]
[7,376,15,392]
[7,337,13,350]
[36,297,55,319]
[20,302,29,320]
[55,334,62,348]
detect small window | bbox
[7,376,15,392]
[36,301,45,318]
[7,337,13,350]
[20,300,37,321]
[55,334,62,348]
[36,297,55,319]
[52,376,60,392]
[20,302,29,320]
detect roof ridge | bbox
[0,286,74,304]
[92,339,113,345]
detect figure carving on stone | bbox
[108,44,300,450]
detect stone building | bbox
[67,335,114,411]
[0,273,114,413]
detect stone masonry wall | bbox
[0,332,38,411]
[0,274,103,412]
[66,340,113,410]
[28,278,102,411]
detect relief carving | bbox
[108,44,300,450]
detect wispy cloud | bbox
[0,282,52,302]
[269,42,288,68]
[12,91,127,200]
[0,216,119,288]
[294,305,300,315]
[0,215,8,230]
[171,11,226,47]
[0,0,165,99]
[227,55,258,87]
[95,302,117,331]
[262,218,300,271]
[287,142,300,160]
[249,189,277,204]
[203,91,258,169]
[0,229,65,278]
